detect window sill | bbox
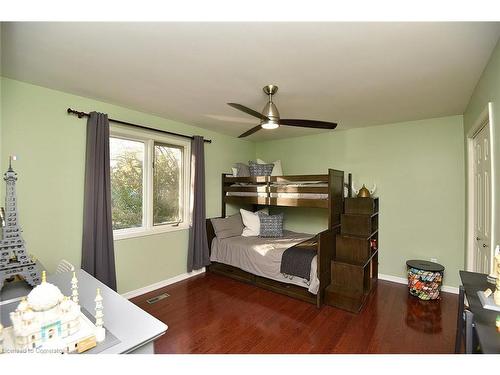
[113,224,190,241]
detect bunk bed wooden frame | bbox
[206,169,349,308]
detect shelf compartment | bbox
[344,197,379,215]
[326,253,378,313]
[335,234,378,264]
[341,213,378,236]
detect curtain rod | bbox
[67,108,212,144]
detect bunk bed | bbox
[206,169,348,308]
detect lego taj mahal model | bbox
[0,157,42,290]
[0,270,106,353]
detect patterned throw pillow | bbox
[256,158,283,176]
[248,160,274,176]
[258,212,284,238]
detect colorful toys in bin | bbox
[406,260,445,301]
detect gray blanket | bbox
[280,239,317,281]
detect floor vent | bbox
[146,293,170,304]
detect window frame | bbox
[110,125,191,241]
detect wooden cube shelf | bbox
[344,197,379,215]
[335,231,378,264]
[341,213,378,237]
[325,197,379,313]
[325,252,378,313]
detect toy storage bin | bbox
[406,259,445,300]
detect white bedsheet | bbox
[210,231,320,295]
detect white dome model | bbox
[27,274,63,312]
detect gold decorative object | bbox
[357,185,371,198]
[352,183,377,198]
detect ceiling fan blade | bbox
[238,125,262,138]
[280,119,337,130]
[228,103,269,120]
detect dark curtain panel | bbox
[187,135,210,272]
[81,111,117,291]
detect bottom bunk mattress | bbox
[210,231,320,294]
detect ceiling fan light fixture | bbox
[261,120,279,130]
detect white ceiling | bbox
[2,22,499,141]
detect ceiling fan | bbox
[228,84,338,138]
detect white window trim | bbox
[110,124,191,241]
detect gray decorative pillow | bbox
[233,162,250,177]
[248,160,274,176]
[211,214,244,239]
[258,212,284,238]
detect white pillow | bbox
[257,158,283,176]
[240,208,269,237]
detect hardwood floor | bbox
[130,272,458,354]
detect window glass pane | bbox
[153,143,183,225]
[110,137,144,230]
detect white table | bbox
[0,269,168,354]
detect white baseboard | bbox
[378,273,408,285]
[379,273,459,295]
[122,267,206,299]
[122,269,458,299]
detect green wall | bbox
[464,39,500,269]
[0,76,468,292]
[0,78,255,293]
[256,116,465,287]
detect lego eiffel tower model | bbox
[0,157,41,291]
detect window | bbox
[110,137,144,231]
[110,127,191,240]
[153,142,184,226]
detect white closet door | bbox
[473,123,491,274]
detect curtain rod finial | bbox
[67,108,84,118]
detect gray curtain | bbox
[81,111,117,291]
[187,136,210,272]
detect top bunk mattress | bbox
[230,182,328,187]
[226,181,329,199]
[226,192,328,199]
[210,231,320,294]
